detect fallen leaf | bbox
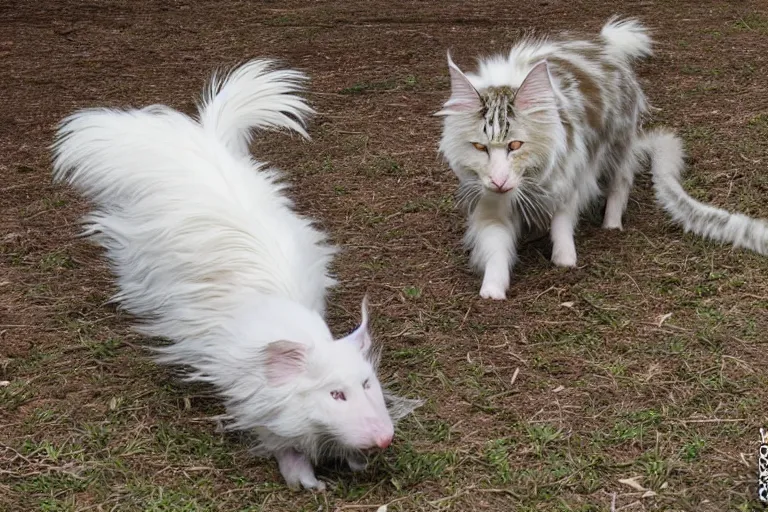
[376,506,388,512]
[618,476,646,492]
[655,312,673,327]
[560,301,575,308]
[553,385,565,393]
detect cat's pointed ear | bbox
[264,340,308,386]
[513,60,558,121]
[338,296,372,355]
[435,52,483,116]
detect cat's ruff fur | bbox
[51,59,419,491]
[438,17,768,300]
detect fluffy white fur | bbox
[51,59,420,491]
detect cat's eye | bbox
[363,379,370,390]
[471,142,487,152]
[331,390,346,401]
[508,140,524,152]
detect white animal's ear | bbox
[264,340,307,386]
[513,60,558,121]
[435,52,483,116]
[338,296,372,355]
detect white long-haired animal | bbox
[51,59,420,491]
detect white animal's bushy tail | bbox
[199,60,314,157]
[51,59,334,334]
[638,128,768,256]
[600,16,653,61]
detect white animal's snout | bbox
[364,416,395,450]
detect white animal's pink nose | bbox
[376,435,393,449]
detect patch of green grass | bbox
[403,285,421,299]
[14,472,89,495]
[403,195,454,214]
[526,424,562,458]
[83,336,122,360]
[733,13,768,33]
[748,113,768,136]
[423,419,452,443]
[681,435,706,461]
[153,423,233,466]
[485,438,512,483]
[364,154,402,177]
[682,125,715,143]
[339,76,419,95]
[39,251,75,271]
[0,379,35,411]
[385,443,459,489]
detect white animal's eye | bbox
[363,379,370,390]
[508,140,524,152]
[331,390,346,401]
[471,142,487,152]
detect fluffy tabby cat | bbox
[438,17,768,300]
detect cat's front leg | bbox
[275,448,326,491]
[466,194,519,300]
[550,206,578,267]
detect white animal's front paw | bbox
[301,479,326,492]
[480,282,507,300]
[551,247,577,268]
[276,449,326,492]
[601,218,623,230]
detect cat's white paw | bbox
[551,248,577,268]
[480,282,507,300]
[601,218,623,230]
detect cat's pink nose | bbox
[491,178,512,193]
[376,435,393,449]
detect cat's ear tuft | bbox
[435,52,483,116]
[513,60,558,121]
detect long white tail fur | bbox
[639,128,768,255]
[51,59,336,341]
[199,60,314,158]
[600,16,653,61]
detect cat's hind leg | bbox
[466,194,520,300]
[603,143,642,230]
[550,202,579,267]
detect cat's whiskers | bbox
[456,180,483,211]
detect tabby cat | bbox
[437,17,768,299]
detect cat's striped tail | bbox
[638,128,768,255]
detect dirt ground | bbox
[2,1,768,511]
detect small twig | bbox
[510,367,520,386]
[677,418,745,424]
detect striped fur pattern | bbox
[438,17,768,300]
